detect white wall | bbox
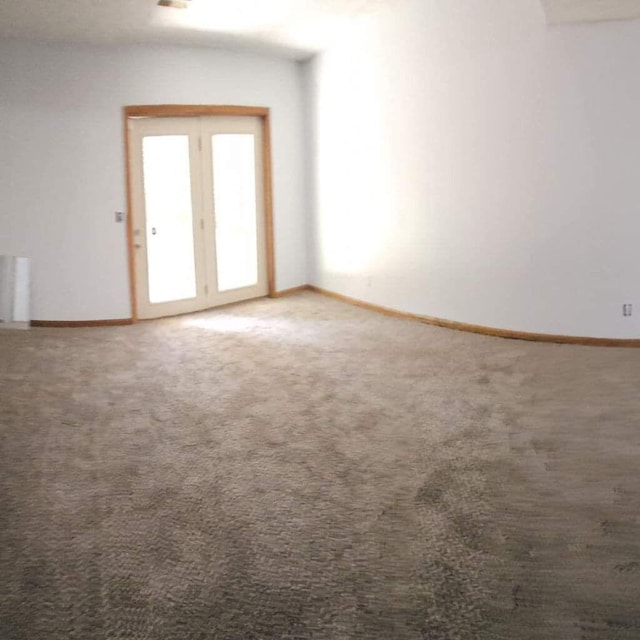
[306,0,640,338]
[0,40,307,321]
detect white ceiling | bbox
[541,0,640,24]
[0,0,394,60]
[1,1,640,61]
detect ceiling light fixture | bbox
[154,0,301,35]
[157,0,191,8]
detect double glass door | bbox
[129,116,267,319]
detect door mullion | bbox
[199,119,220,303]
[187,124,208,311]
[196,122,209,303]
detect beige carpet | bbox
[0,291,639,639]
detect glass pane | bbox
[212,134,258,292]
[142,135,197,304]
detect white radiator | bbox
[0,256,30,329]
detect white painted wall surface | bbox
[0,40,307,321]
[306,0,640,338]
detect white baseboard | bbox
[0,321,30,330]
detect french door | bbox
[128,115,268,319]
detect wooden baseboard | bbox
[271,285,311,299]
[26,288,640,347]
[31,318,134,328]
[307,286,640,348]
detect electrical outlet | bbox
[115,211,124,223]
[623,303,633,317]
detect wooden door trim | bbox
[123,112,138,322]
[123,105,276,322]
[125,105,269,119]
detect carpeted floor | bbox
[1,291,639,639]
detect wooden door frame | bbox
[123,104,276,322]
